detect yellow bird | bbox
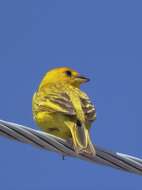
[32,67,96,156]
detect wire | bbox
[0,119,142,175]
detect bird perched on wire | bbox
[32,67,96,156]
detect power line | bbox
[0,119,142,175]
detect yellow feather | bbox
[32,67,96,156]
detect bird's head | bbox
[39,67,90,88]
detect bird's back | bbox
[33,83,96,129]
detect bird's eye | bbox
[65,70,72,77]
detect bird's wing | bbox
[34,87,96,123]
[48,92,76,115]
[79,91,96,122]
[33,90,76,116]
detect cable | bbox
[0,119,142,175]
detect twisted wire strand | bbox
[0,119,142,175]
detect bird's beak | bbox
[76,75,90,83]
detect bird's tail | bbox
[66,121,96,156]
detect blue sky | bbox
[0,0,142,189]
